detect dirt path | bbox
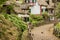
[31,24,60,40]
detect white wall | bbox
[30,2,40,14]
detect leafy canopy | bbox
[0,0,7,5]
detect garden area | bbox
[29,12,51,27]
[0,0,29,40]
[0,0,60,40]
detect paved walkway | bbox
[31,24,60,40]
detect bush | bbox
[0,0,7,5]
[3,14,27,32]
[0,14,19,40]
[30,14,44,26]
[53,22,60,38]
[21,30,30,40]
[1,14,28,40]
[42,12,49,20]
[0,5,14,14]
[55,23,60,30]
[55,3,60,18]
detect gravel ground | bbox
[31,24,60,40]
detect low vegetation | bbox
[0,14,29,40]
[0,0,30,39]
[42,12,50,20]
[53,2,60,38]
[0,14,19,40]
[30,14,44,27]
[55,2,60,19]
[53,22,60,38]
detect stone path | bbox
[31,24,60,40]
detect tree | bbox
[0,0,7,5]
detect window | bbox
[23,17,29,22]
[32,0,36,3]
[45,9,48,12]
[51,9,54,13]
[49,9,54,14]
[25,0,28,3]
[25,0,36,3]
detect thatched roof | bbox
[38,0,48,6]
[20,4,29,10]
[5,1,29,14]
[14,1,29,10]
[5,1,29,9]
[47,0,54,9]
[13,7,29,14]
[47,5,54,9]
[37,0,54,9]
[13,2,29,14]
[47,3,54,9]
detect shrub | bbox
[21,30,29,40]
[3,14,27,32]
[30,14,44,26]
[1,14,28,40]
[0,0,7,5]
[0,14,19,40]
[42,12,49,20]
[1,5,14,14]
[53,22,60,38]
[55,2,60,19]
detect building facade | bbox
[23,0,55,20]
[5,0,55,16]
[6,0,55,15]
[24,0,54,15]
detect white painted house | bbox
[24,0,48,15]
[30,2,40,14]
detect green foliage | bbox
[42,12,48,16]
[55,2,60,18]
[30,14,43,21]
[3,14,27,32]
[0,0,7,5]
[21,30,30,40]
[53,22,60,37]
[1,14,28,40]
[7,5,13,11]
[55,22,60,30]
[42,12,49,20]
[30,14,44,26]
[1,5,14,14]
[0,14,19,40]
